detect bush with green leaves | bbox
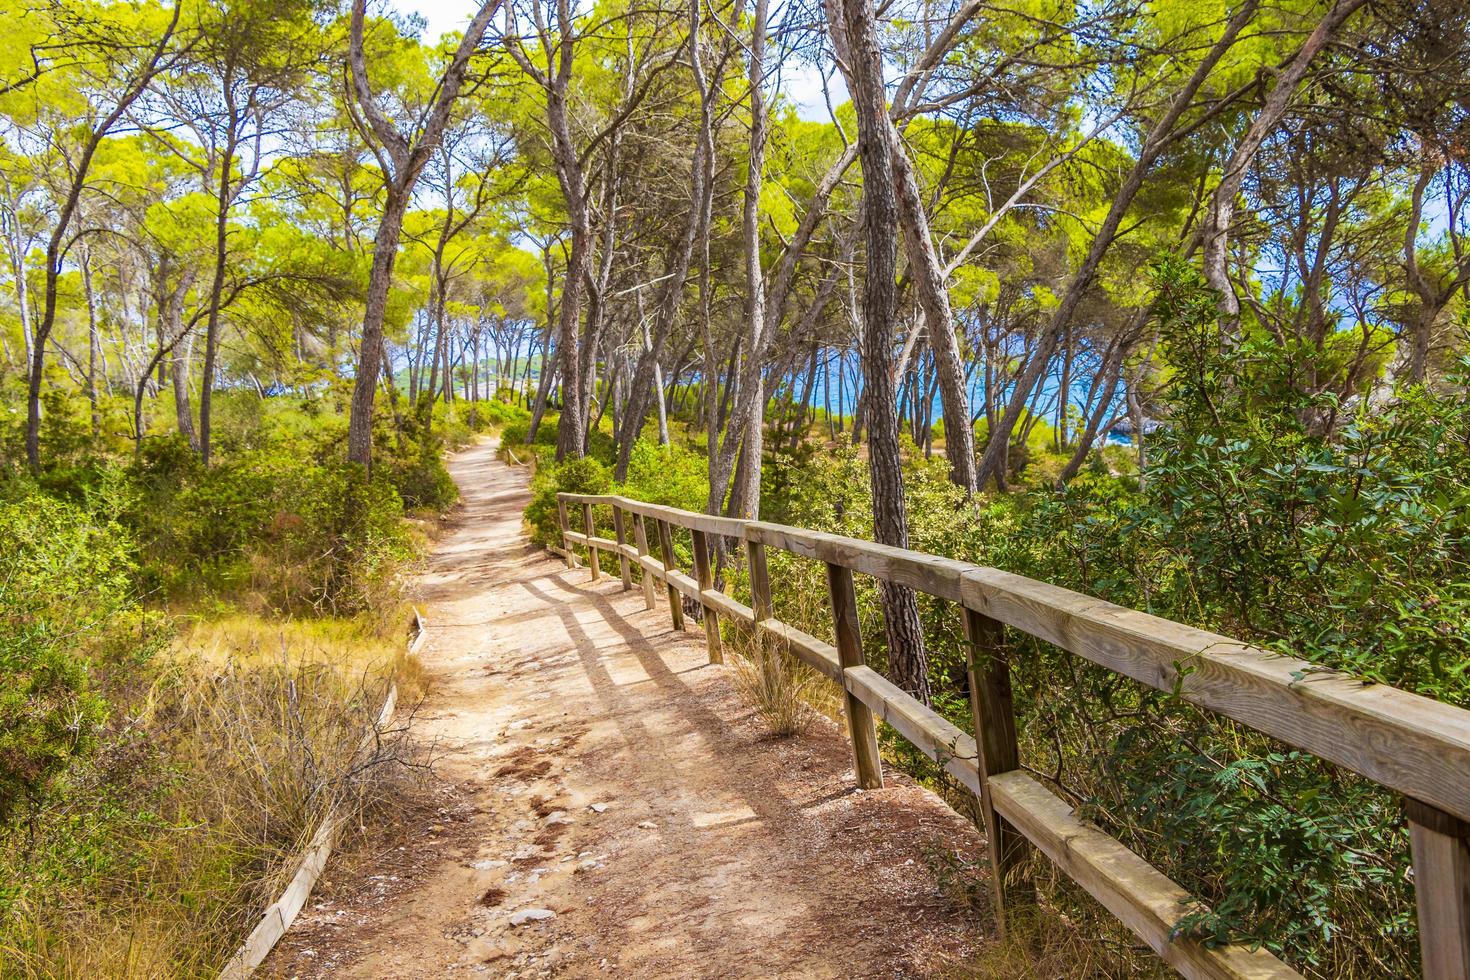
[524,454,611,548]
[620,440,708,512]
[747,261,1465,974]
[500,414,558,451]
[0,490,134,822]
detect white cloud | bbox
[393,0,481,41]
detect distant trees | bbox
[3,0,1469,699]
[343,0,502,470]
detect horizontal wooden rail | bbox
[557,492,1470,978]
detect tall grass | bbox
[0,613,428,979]
[729,627,833,738]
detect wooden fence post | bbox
[611,506,633,591]
[691,529,722,664]
[825,561,883,790]
[747,539,772,622]
[556,499,578,569]
[1407,797,1470,979]
[962,607,1035,929]
[582,503,601,581]
[656,519,684,630]
[633,515,658,610]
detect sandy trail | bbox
[267,439,991,978]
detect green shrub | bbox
[475,398,530,429]
[0,491,133,821]
[500,412,558,450]
[121,445,413,617]
[524,454,611,548]
[381,445,458,512]
[621,440,708,512]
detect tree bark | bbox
[344,0,500,470]
[26,2,182,471]
[1200,0,1369,328]
[346,185,412,467]
[829,0,931,703]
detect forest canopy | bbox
[2,0,1469,974]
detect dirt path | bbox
[267,439,992,978]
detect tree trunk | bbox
[199,117,239,466]
[888,129,977,493]
[346,184,412,468]
[1200,0,1369,327]
[710,0,770,519]
[82,248,101,438]
[830,0,930,703]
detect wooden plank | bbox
[826,561,883,789]
[582,503,601,581]
[611,507,633,591]
[747,521,970,603]
[608,496,748,537]
[1407,797,1470,980]
[666,569,702,601]
[691,529,723,664]
[633,515,658,610]
[757,619,843,681]
[746,539,773,622]
[963,607,1035,923]
[559,492,615,505]
[987,772,1303,980]
[842,665,980,795]
[656,519,684,630]
[588,536,619,551]
[959,566,1470,824]
[555,500,578,569]
[703,589,754,625]
[563,531,590,546]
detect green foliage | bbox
[746,262,1467,974]
[472,396,531,429]
[620,440,707,512]
[500,413,558,450]
[524,454,611,548]
[0,490,131,821]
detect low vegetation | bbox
[0,392,496,977]
[524,267,1470,977]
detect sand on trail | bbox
[265,438,994,979]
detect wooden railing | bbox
[555,492,1470,980]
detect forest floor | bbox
[263,438,993,979]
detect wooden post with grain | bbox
[582,502,600,581]
[656,519,684,630]
[825,561,882,790]
[1406,797,1470,979]
[612,506,633,591]
[747,540,772,622]
[633,515,658,610]
[690,529,723,664]
[556,500,577,569]
[962,607,1035,927]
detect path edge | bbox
[215,607,424,980]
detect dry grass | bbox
[956,902,1171,980]
[929,851,1171,980]
[729,628,829,737]
[0,611,432,979]
[175,610,430,704]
